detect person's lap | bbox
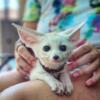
[0,72,100,100]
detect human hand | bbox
[15,39,36,78]
[68,42,100,86]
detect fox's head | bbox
[13,22,85,70]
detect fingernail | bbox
[86,80,93,86]
[76,39,86,47]
[21,71,27,77]
[68,56,77,62]
[25,66,30,70]
[24,75,29,80]
[29,59,34,65]
[68,62,78,70]
[72,71,80,78]
[31,61,35,66]
[25,69,30,73]
[25,70,30,75]
[86,79,96,86]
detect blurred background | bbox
[0,0,100,72]
[0,0,26,71]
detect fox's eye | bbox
[59,45,67,51]
[43,45,51,52]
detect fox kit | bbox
[13,22,85,96]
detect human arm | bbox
[15,0,41,78]
[15,22,37,77]
[0,74,100,100]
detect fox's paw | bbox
[50,80,64,95]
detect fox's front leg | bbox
[30,72,64,95]
[60,70,73,96]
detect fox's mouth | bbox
[51,58,66,65]
[43,63,65,73]
[51,60,61,64]
[39,60,66,73]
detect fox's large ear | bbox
[12,23,42,47]
[61,21,85,44]
[68,26,80,44]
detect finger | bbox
[17,45,35,65]
[76,49,98,67]
[15,39,24,51]
[68,50,98,70]
[80,59,99,75]
[67,61,78,70]
[86,69,100,86]
[76,39,86,47]
[71,59,99,78]
[68,42,93,61]
[18,67,29,77]
[16,55,32,72]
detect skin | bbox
[0,22,99,100]
[0,70,26,92]
[0,73,100,100]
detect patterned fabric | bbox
[23,0,100,45]
[23,0,40,22]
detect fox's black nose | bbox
[53,55,59,60]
